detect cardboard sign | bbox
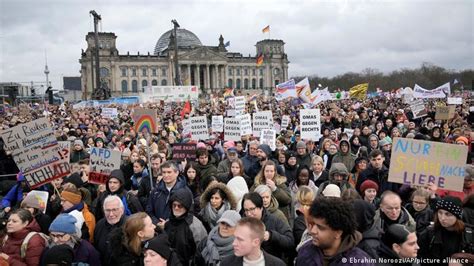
[260,129,276,151]
[212,116,224,132]
[89,147,122,185]
[190,116,209,141]
[24,161,71,189]
[300,109,321,141]
[57,141,70,164]
[234,96,246,115]
[388,138,468,192]
[447,97,462,105]
[435,106,455,120]
[281,115,290,129]
[101,108,118,119]
[25,190,49,214]
[132,109,158,133]
[172,143,197,162]
[224,117,241,141]
[410,100,427,119]
[226,97,236,117]
[0,118,63,175]
[237,114,252,136]
[253,111,273,137]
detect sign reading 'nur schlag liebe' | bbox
[388,138,468,192]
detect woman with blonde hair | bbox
[251,160,292,219]
[293,186,315,248]
[108,212,156,265]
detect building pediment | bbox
[179,47,227,62]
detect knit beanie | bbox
[360,180,379,195]
[296,141,306,149]
[49,214,77,234]
[20,191,47,212]
[109,169,125,184]
[144,234,172,260]
[61,190,82,205]
[322,184,341,198]
[436,196,463,219]
[43,244,74,265]
[74,139,84,148]
[63,172,83,188]
[455,136,469,145]
[257,144,272,157]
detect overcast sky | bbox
[0,0,472,92]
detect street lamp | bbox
[172,19,181,86]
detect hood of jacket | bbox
[169,188,193,213]
[338,140,351,156]
[199,182,237,209]
[332,231,363,257]
[254,172,287,187]
[328,163,349,181]
[352,199,376,232]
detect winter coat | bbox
[317,163,352,196]
[145,176,189,223]
[265,195,289,226]
[356,164,400,196]
[377,243,416,266]
[251,174,292,219]
[196,161,218,189]
[241,153,259,181]
[332,140,357,172]
[418,225,467,262]
[0,219,46,266]
[34,211,52,235]
[296,153,312,170]
[165,188,207,265]
[284,164,298,185]
[352,200,382,260]
[120,162,134,190]
[70,149,89,164]
[293,210,307,246]
[373,207,416,233]
[107,227,143,266]
[405,203,434,234]
[296,231,374,266]
[93,215,126,265]
[73,239,101,266]
[260,210,294,259]
[199,183,237,231]
[311,170,329,187]
[1,181,24,209]
[132,169,155,208]
[221,250,286,266]
[216,158,232,183]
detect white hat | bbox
[322,184,341,198]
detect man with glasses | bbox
[164,188,207,265]
[374,191,416,233]
[93,195,126,264]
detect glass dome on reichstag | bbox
[154,28,202,55]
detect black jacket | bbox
[293,210,307,246]
[357,164,400,196]
[311,170,329,187]
[221,250,286,266]
[93,215,126,265]
[353,200,381,260]
[418,225,467,263]
[107,227,143,266]
[260,210,294,259]
[377,243,416,266]
[405,203,434,234]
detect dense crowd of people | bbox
[0,91,473,266]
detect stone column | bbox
[187,65,191,85]
[196,65,201,88]
[224,65,228,88]
[206,64,210,90]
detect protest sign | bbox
[413,84,446,99]
[281,115,290,129]
[57,141,70,164]
[260,129,276,151]
[182,119,191,136]
[172,144,197,162]
[24,190,49,214]
[274,122,281,134]
[435,106,455,120]
[237,114,252,136]
[23,161,71,189]
[344,128,354,139]
[132,109,158,133]
[300,109,321,141]
[190,116,209,141]
[224,117,241,141]
[388,138,468,191]
[410,100,427,119]
[101,108,118,119]
[89,147,122,185]
[211,116,224,132]
[447,97,462,105]
[253,111,273,137]
[226,97,236,117]
[234,96,246,115]
[0,118,61,173]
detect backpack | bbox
[20,232,50,259]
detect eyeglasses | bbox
[412,201,427,205]
[50,233,66,239]
[172,202,184,209]
[244,207,258,213]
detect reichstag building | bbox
[79,26,290,99]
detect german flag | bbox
[262,25,270,33]
[256,53,264,66]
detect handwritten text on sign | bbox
[89,147,122,185]
[300,109,322,141]
[0,118,60,173]
[388,138,468,192]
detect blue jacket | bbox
[1,184,23,209]
[145,175,189,223]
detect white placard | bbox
[234,96,246,115]
[224,117,241,141]
[101,108,118,119]
[237,114,252,136]
[227,97,236,117]
[190,116,209,141]
[89,147,123,185]
[447,97,462,105]
[182,119,191,136]
[211,116,224,132]
[25,190,49,214]
[260,129,276,151]
[300,109,321,141]
[57,141,71,164]
[281,115,290,129]
[253,111,274,137]
[344,128,354,139]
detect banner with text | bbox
[388,138,467,191]
[101,108,118,119]
[234,96,246,115]
[224,117,241,141]
[89,147,122,185]
[190,116,209,141]
[253,111,274,137]
[300,109,321,141]
[172,144,197,162]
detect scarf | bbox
[203,201,230,228]
[201,226,234,265]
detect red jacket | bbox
[437,184,474,202]
[0,219,46,266]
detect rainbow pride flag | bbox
[132,109,158,133]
